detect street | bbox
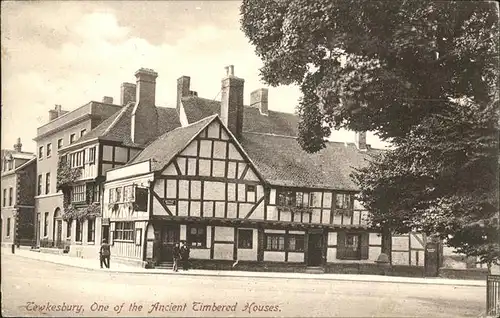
[1,253,484,317]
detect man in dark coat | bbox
[180,241,190,271]
[99,239,111,269]
[172,242,180,272]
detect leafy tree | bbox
[241,0,499,265]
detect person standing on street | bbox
[172,242,180,272]
[99,239,111,269]
[180,241,190,271]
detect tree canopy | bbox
[241,0,499,264]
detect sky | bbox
[1,0,390,153]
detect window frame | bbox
[71,184,86,203]
[66,219,72,238]
[87,219,95,243]
[88,146,96,164]
[187,225,207,248]
[70,134,76,144]
[80,129,87,137]
[114,221,135,242]
[46,143,52,157]
[75,220,82,242]
[264,233,285,251]
[237,229,253,249]
[57,138,63,149]
[2,189,6,207]
[8,187,13,206]
[287,234,305,252]
[45,173,50,195]
[6,218,11,237]
[38,146,43,159]
[37,175,42,195]
[43,212,49,237]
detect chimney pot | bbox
[131,68,159,145]
[102,96,114,104]
[55,104,62,113]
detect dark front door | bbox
[161,224,180,262]
[307,233,324,266]
[424,242,440,277]
[56,220,63,248]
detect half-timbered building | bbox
[100,66,429,274]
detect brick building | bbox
[1,138,36,247]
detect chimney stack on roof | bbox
[221,65,244,139]
[355,131,367,150]
[176,76,191,114]
[120,82,136,106]
[131,68,159,145]
[250,88,269,116]
[48,104,65,121]
[102,96,114,104]
[13,138,22,152]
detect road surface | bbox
[1,253,484,317]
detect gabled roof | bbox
[65,103,181,149]
[240,132,384,191]
[130,115,217,171]
[2,149,36,161]
[1,157,36,177]
[181,96,299,137]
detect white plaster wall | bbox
[368,246,381,261]
[180,225,186,241]
[191,248,210,259]
[237,228,257,261]
[264,251,285,262]
[214,226,234,241]
[288,252,304,263]
[328,232,337,246]
[214,243,233,260]
[327,247,337,262]
[369,233,382,245]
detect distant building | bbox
[1,138,36,246]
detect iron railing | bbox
[486,274,500,317]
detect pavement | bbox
[1,253,486,317]
[2,247,486,287]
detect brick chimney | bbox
[102,96,114,104]
[250,88,269,116]
[121,82,136,106]
[355,131,367,150]
[131,68,159,145]
[13,138,22,152]
[220,65,244,139]
[48,104,64,121]
[176,76,191,114]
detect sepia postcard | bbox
[1,1,499,317]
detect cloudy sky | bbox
[1,1,388,153]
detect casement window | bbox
[71,184,86,203]
[114,222,134,241]
[86,183,100,203]
[238,229,253,249]
[45,173,50,195]
[46,143,52,157]
[187,225,206,248]
[39,146,43,159]
[8,187,13,206]
[75,220,82,242]
[88,147,96,164]
[70,134,76,144]
[70,151,85,168]
[277,189,316,208]
[265,234,285,251]
[2,189,6,207]
[57,138,63,149]
[87,219,95,243]
[80,129,86,137]
[245,185,256,203]
[336,231,369,260]
[336,193,353,210]
[123,185,135,202]
[66,220,72,238]
[6,218,11,237]
[43,212,49,237]
[37,175,42,195]
[288,235,305,252]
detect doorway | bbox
[160,224,180,262]
[424,242,440,277]
[55,220,63,248]
[102,225,110,243]
[307,233,324,266]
